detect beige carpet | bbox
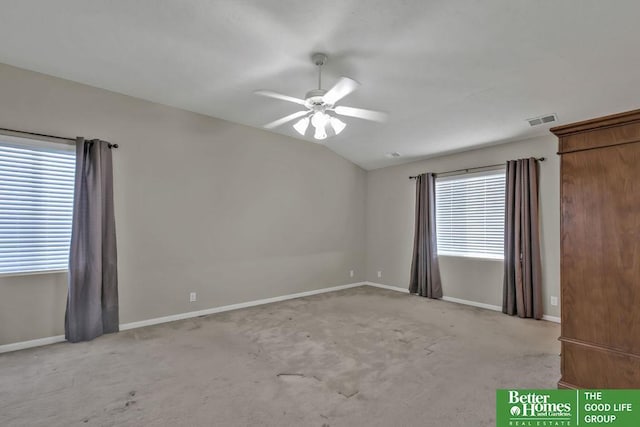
[0,286,560,427]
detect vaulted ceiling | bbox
[1,1,639,169]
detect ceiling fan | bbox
[255,53,387,141]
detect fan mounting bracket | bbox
[311,53,327,66]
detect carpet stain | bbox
[338,390,359,399]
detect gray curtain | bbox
[65,138,119,343]
[409,173,443,298]
[502,158,542,319]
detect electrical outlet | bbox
[349,270,354,278]
[189,292,197,302]
[550,296,558,306]
[377,271,382,279]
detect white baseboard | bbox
[364,281,560,323]
[0,335,66,354]
[120,282,366,331]
[366,281,502,312]
[365,281,410,293]
[542,315,561,323]
[0,282,366,354]
[441,295,502,312]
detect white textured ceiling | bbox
[1,1,640,169]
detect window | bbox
[435,168,505,259]
[0,136,75,275]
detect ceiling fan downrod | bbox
[312,53,327,90]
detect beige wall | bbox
[365,136,560,317]
[0,62,561,347]
[0,64,366,345]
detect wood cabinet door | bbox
[561,142,640,355]
[560,141,640,388]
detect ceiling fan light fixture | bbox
[293,117,309,135]
[310,111,332,140]
[330,116,346,135]
[314,124,328,140]
[311,111,328,128]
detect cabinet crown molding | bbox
[551,109,640,137]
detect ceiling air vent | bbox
[527,113,558,127]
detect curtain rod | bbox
[0,127,119,148]
[408,157,545,180]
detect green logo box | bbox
[497,389,640,426]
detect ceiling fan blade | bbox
[254,90,306,106]
[334,106,388,122]
[323,77,360,105]
[264,110,309,129]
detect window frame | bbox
[435,167,506,261]
[0,133,76,277]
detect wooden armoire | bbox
[551,109,640,389]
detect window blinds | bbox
[435,169,505,259]
[0,141,75,274]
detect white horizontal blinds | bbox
[0,141,75,274]
[435,169,505,259]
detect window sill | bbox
[438,253,504,262]
[0,269,68,278]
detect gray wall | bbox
[0,64,366,345]
[365,136,560,317]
